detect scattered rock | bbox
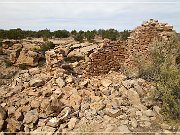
[7,118,24,132]
[118,125,131,133]
[46,117,60,128]
[90,101,105,111]
[0,120,4,131]
[69,94,82,110]
[105,108,121,118]
[127,88,141,105]
[68,117,78,130]
[101,78,112,87]
[56,77,65,88]
[14,110,24,121]
[30,79,44,87]
[0,106,7,120]
[29,68,40,75]
[23,109,39,124]
[143,109,155,117]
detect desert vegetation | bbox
[0,28,130,42]
[136,35,180,122]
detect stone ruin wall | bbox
[126,19,174,68]
[87,40,128,76]
[88,19,174,75]
[45,19,175,76]
[45,48,64,74]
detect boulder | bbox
[127,88,141,105]
[7,118,24,132]
[90,101,105,111]
[30,79,45,87]
[56,77,65,88]
[29,68,40,75]
[16,49,39,66]
[23,109,39,124]
[68,117,78,130]
[46,117,60,128]
[101,79,112,87]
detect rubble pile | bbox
[1,68,174,133]
[45,42,100,75]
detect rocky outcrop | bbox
[15,49,39,66]
[1,40,41,66]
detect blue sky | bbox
[0,0,180,32]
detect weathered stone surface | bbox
[0,106,7,121]
[127,88,141,105]
[16,49,39,66]
[14,110,24,121]
[46,117,60,128]
[105,108,121,118]
[7,118,23,132]
[31,100,40,108]
[23,109,39,124]
[68,117,78,130]
[118,125,131,133]
[56,77,65,88]
[101,78,112,87]
[0,120,4,131]
[143,109,155,117]
[30,79,44,87]
[90,101,105,111]
[69,94,82,110]
[29,68,40,75]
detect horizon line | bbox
[1,1,180,4]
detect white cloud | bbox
[0,0,180,31]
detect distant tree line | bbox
[0,28,130,42]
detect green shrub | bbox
[71,30,77,36]
[120,30,130,40]
[43,37,48,42]
[19,64,27,70]
[39,41,55,55]
[18,64,27,70]
[53,30,70,38]
[101,29,119,41]
[74,33,84,43]
[0,40,2,48]
[4,60,13,67]
[85,31,95,43]
[176,54,180,65]
[136,35,180,121]
[38,58,46,67]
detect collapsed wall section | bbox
[45,19,175,76]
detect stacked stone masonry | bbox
[45,19,175,76]
[87,40,128,76]
[126,19,174,67]
[45,49,64,74]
